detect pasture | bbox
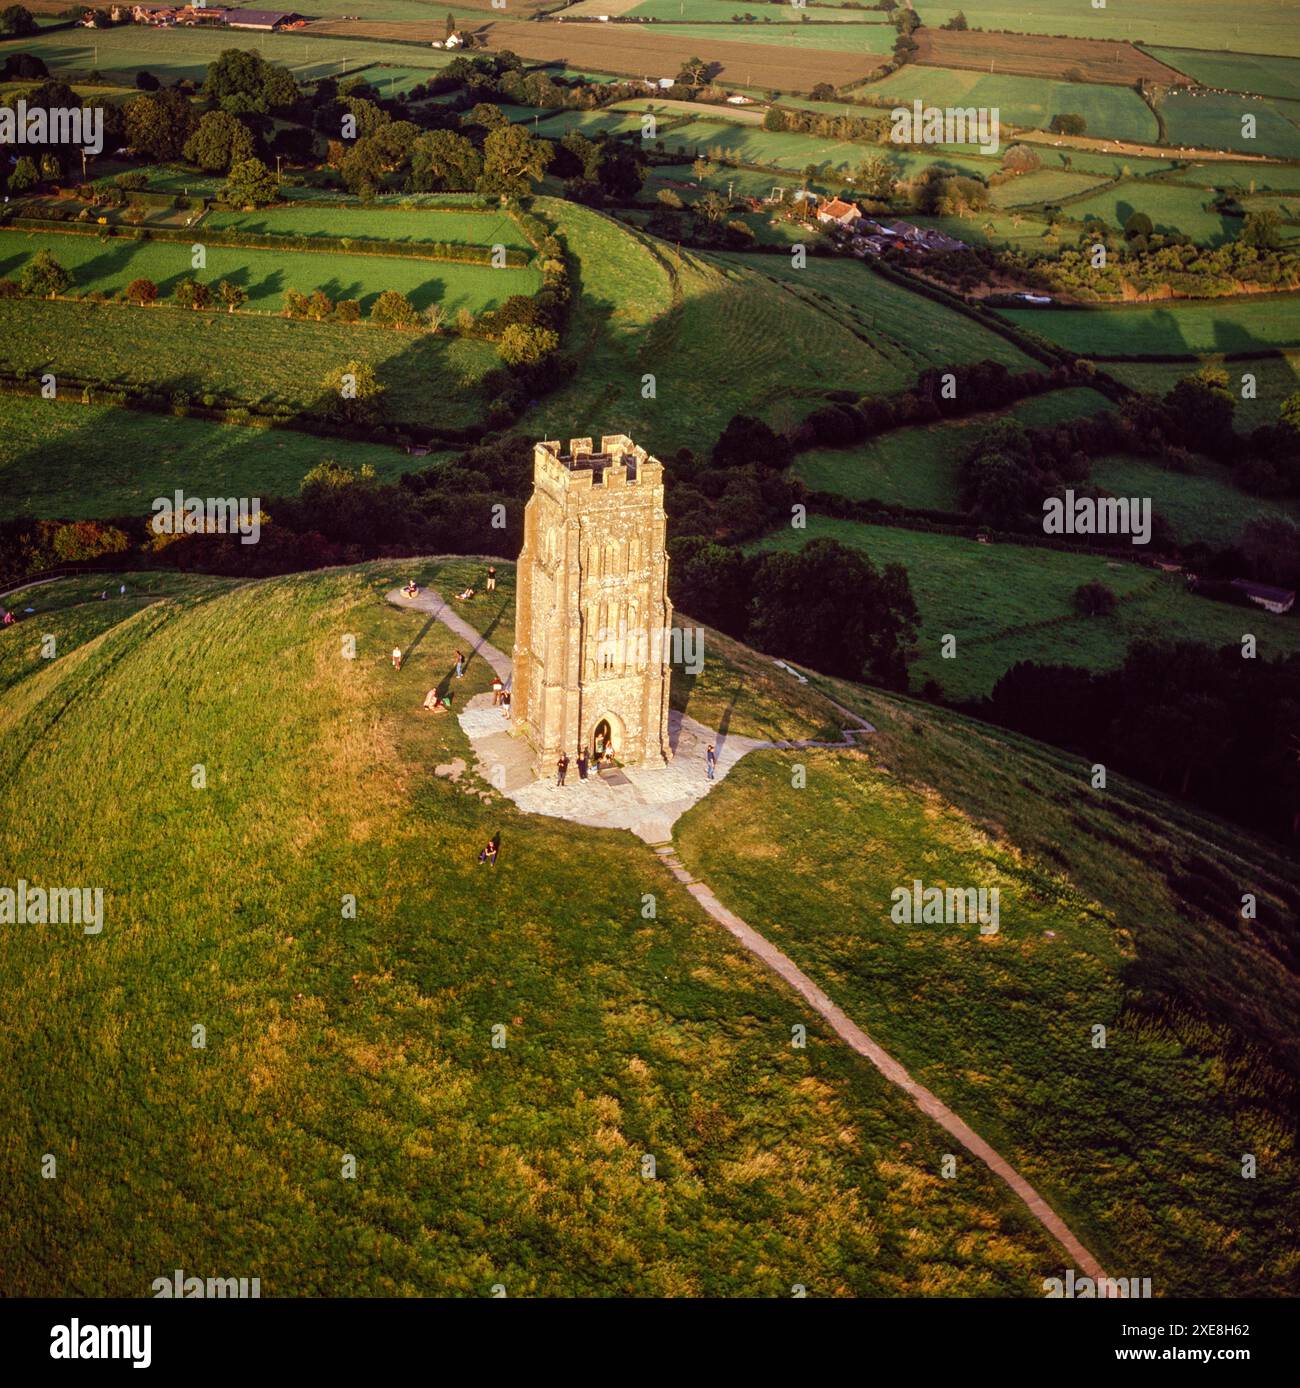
[0,228,539,316]
[988,169,1113,208]
[1146,48,1300,101]
[1063,182,1245,245]
[646,21,897,54]
[1089,453,1300,546]
[1166,160,1300,194]
[791,386,1115,509]
[943,1,1300,58]
[745,516,1300,699]
[1103,353,1300,430]
[1159,91,1300,161]
[856,66,1159,146]
[0,297,497,429]
[997,298,1300,357]
[914,26,1180,86]
[202,204,531,250]
[0,395,425,521]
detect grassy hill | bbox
[0,563,1066,1296]
[2,560,1295,1297]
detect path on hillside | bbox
[388,584,1108,1284]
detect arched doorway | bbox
[590,712,624,764]
[592,718,613,761]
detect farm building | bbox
[817,197,862,228]
[224,8,302,29]
[1231,580,1295,615]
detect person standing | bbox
[454,650,465,679]
[486,565,497,593]
[392,647,402,670]
[577,750,588,781]
[557,753,569,786]
[491,676,503,705]
[706,744,716,780]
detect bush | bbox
[1073,580,1117,616]
[124,277,158,304]
[369,289,418,327]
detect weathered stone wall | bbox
[512,435,673,770]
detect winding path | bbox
[388,584,1109,1285]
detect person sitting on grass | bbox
[478,834,499,867]
[455,585,475,601]
[1,610,13,627]
[422,689,453,712]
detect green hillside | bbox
[2,560,1295,1298]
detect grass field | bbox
[647,21,897,53]
[1166,160,1300,194]
[914,26,1180,86]
[202,204,530,250]
[1102,352,1300,428]
[1159,91,1300,161]
[0,395,430,521]
[0,228,538,317]
[616,0,891,17]
[1147,48,1300,101]
[857,66,1159,145]
[1089,452,1300,546]
[0,563,1066,1295]
[998,298,1300,357]
[1062,182,1247,244]
[792,387,1115,509]
[948,1,1300,58]
[0,297,496,429]
[520,200,1033,452]
[10,26,456,83]
[674,692,1300,1295]
[745,516,1300,699]
[987,169,1113,208]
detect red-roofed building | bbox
[816,197,862,228]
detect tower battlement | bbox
[512,433,673,771]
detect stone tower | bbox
[512,435,673,771]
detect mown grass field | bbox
[0,298,497,429]
[999,297,1300,357]
[792,387,1115,509]
[745,516,1300,699]
[1089,452,1300,546]
[202,204,531,250]
[1159,91,1300,160]
[617,0,891,17]
[953,0,1300,57]
[0,395,429,521]
[0,563,1064,1295]
[1103,352,1300,429]
[674,689,1300,1296]
[856,66,1159,145]
[1147,48,1300,101]
[521,200,1033,451]
[0,228,538,316]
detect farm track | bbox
[303,17,885,91]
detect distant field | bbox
[792,387,1115,509]
[988,169,1112,208]
[943,1,1300,58]
[0,395,429,521]
[8,26,458,83]
[1159,91,1300,160]
[308,16,883,90]
[909,212,1069,254]
[0,229,538,316]
[999,298,1300,357]
[1146,48,1300,101]
[0,298,496,430]
[857,66,1159,145]
[914,26,1179,86]
[1063,182,1245,245]
[203,204,530,249]
[1103,353,1300,429]
[646,20,896,53]
[617,0,889,17]
[1166,160,1300,194]
[746,516,1300,699]
[1090,453,1300,546]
